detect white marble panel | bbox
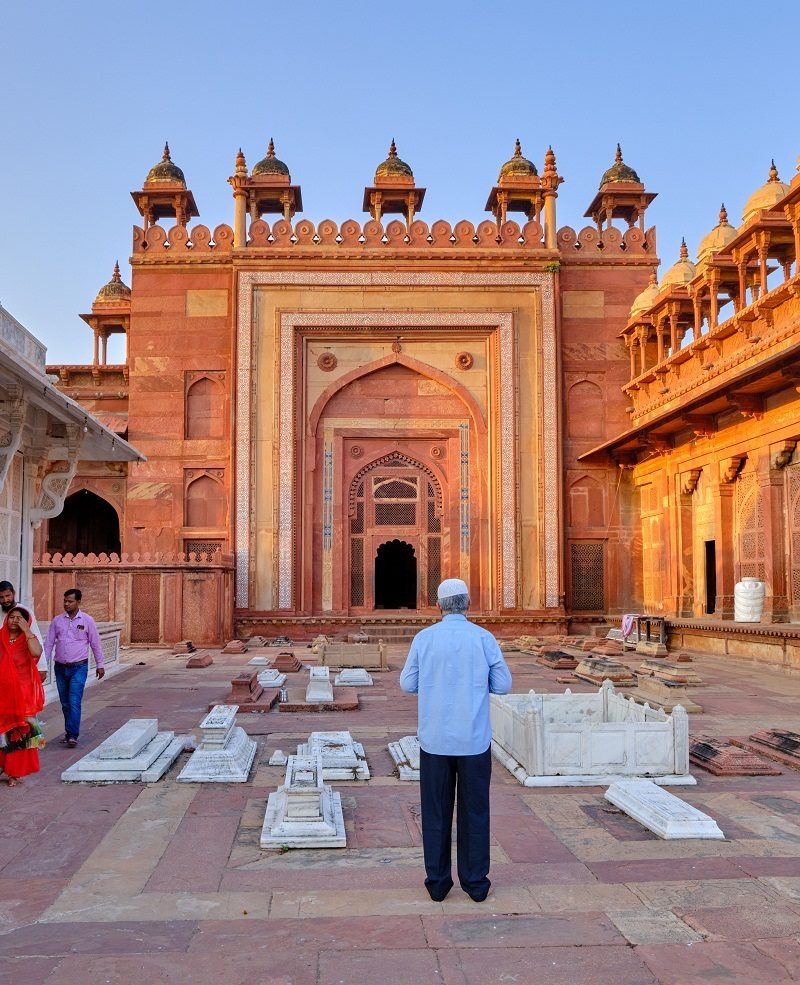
[605,780,724,839]
[95,719,158,760]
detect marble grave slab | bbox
[260,754,346,848]
[388,735,420,780]
[605,779,724,840]
[62,718,185,783]
[177,704,257,783]
[334,668,374,686]
[297,730,369,780]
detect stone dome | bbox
[145,143,186,185]
[629,274,660,317]
[498,139,538,180]
[375,139,413,180]
[659,239,696,289]
[94,262,131,304]
[741,161,791,222]
[251,138,290,178]
[600,144,640,187]
[697,205,737,260]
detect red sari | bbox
[0,611,45,779]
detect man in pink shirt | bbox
[44,589,104,748]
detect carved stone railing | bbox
[0,304,47,372]
[624,272,800,422]
[35,549,234,566]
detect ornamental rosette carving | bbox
[350,445,364,459]
[455,351,474,371]
[430,445,445,460]
[317,352,337,372]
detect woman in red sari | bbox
[0,606,45,786]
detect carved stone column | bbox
[712,461,738,618]
[676,470,700,616]
[757,450,791,622]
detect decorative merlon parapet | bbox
[34,549,235,568]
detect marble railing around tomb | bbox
[625,271,800,422]
[132,218,655,259]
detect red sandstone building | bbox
[32,141,800,657]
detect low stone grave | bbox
[314,641,388,672]
[535,648,579,670]
[273,651,303,673]
[635,639,669,658]
[269,635,292,647]
[278,687,359,713]
[247,655,270,667]
[260,754,346,848]
[605,779,724,840]
[490,681,694,786]
[186,652,213,668]
[731,729,800,770]
[574,657,636,687]
[347,629,370,643]
[173,640,195,654]
[388,735,420,780]
[334,668,374,686]
[269,749,288,766]
[629,676,703,714]
[690,736,781,775]
[306,666,333,703]
[62,718,186,783]
[222,639,248,654]
[257,667,287,688]
[637,660,704,686]
[177,705,257,783]
[211,670,279,713]
[248,636,269,646]
[297,730,369,780]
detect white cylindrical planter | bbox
[734,577,766,622]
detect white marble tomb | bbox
[605,779,724,840]
[297,730,370,780]
[246,656,270,666]
[61,718,186,783]
[388,735,421,781]
[306,666,334,703]
[257,667,287,688]
[177,704,257,783]
[260,754,346,848]
[334,668,374,686]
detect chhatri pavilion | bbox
[32,139,800,662]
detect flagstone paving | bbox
[4,645,800,982]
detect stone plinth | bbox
[490,683,694,787]
[605,780,724,840]
[314,642,388,672]
[177,704,257,783]
[306,666,333,703]
[535,649,579,670]
[635,640,669,658]
[636,660,704,685]
[62,719,185,783]
[731,729,800,770]
[334,668,374,686]
[269,636,292,647]
[260,755,346,848]
[186,652,213,668]
[273,651,303,673]
[574,658,636,687]
[257,668,287,688]
[247,655,270,666]
[297,730,369,780]
[388,735,420,780]
[689,736,781,776]
[629,677,702,714]
[279,687,359,713]
[222,639,248,654]
[173,640,195,654]
[212,670,279,712]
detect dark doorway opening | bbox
[704,540,716,614]
[374,539,417,609]
[47,489,121,556]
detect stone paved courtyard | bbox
[4,643,800,984]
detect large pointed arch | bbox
[309,352,487,437]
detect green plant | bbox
[543,261,561,274]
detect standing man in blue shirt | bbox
[400,578,512,902]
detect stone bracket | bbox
[721,455,746,483]
[0,386,28,494]
[30,424,84,525]
[681,469,702,495]
[771,438,798,471]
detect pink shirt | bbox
[44,610,104,668]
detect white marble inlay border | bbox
[235,271,557,611]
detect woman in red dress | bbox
[0,606,45,786]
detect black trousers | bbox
[419,746,492,901]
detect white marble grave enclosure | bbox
[297,730,369,780]
[61,718,185,783]
[260,754,346,848]
[388,735,420,781]
[490,681,694,786]
[177,704,257,783]
[605,779,724,839]
[334,668,374,686]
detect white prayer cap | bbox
[437,578,469,600]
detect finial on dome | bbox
[544,145,556,174]
[615,143,623,163]
[679,237,688,260]
[267,138,275,158]
[649,272,657,286]
[769,159,779,182]
[514,139,522,158]
[112,261,121,282]
[163,142,171,162]
[388,138,398,158]
[719,203,728,225]
[234,147,247,176]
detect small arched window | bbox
[567,381,604,439]
[186,377,225,439]
[185,475,225,527]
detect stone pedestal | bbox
[173,640,195,654]
[213,671,279,712]
[635,640,669,658]
[297,730,369,780]
[62,718,185,783]
[260,755,346,848]
[637,660,704,686]
[186,652,213,668]
[306,666,334,703]
[388,735,420,780]
[334,668,373,686]
[630,676,702,714]
[274,651,302,673]
[535,649,579,670]
[574,657,636,687]
[223,639,248,654]
[177,705,257,783]
[605,779,724,840]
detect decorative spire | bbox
[112,261,121,282]
[163,142,171,162]
[235,147,247,176]
[679,237,688,260]
[768,159,780,182]
[514,138,522,158]
[388,138,398,158]
[719,203,728,225]
[544,145,556,174]
[615,143,623,163]
[267,138,275,158]
[648,272,657,286]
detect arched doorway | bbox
[47,489,121,555]
[375,540,417,609]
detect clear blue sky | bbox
[2,1,798,364]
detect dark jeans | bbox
[55,661,88,740]
[419,746,492,901]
